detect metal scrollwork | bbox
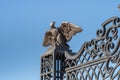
[65,17,120,65]
[104,51,120,80]
[65,16,120,80]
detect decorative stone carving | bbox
[43,22,83,49]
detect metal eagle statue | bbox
[43,22,83,49]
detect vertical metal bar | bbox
[57,59,59,80]
[40,56,43,80]
[53,49,56,80]
[66,72,68,80]
[60,54,63,80]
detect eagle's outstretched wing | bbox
[59,22,83,42]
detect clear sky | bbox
[0,0,119,80]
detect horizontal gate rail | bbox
[65,56,108,72]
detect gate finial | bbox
[43,22,83,48]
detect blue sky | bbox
[0,0,119,80]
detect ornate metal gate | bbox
[41,15,120,80]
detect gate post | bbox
[40,47,70,80]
